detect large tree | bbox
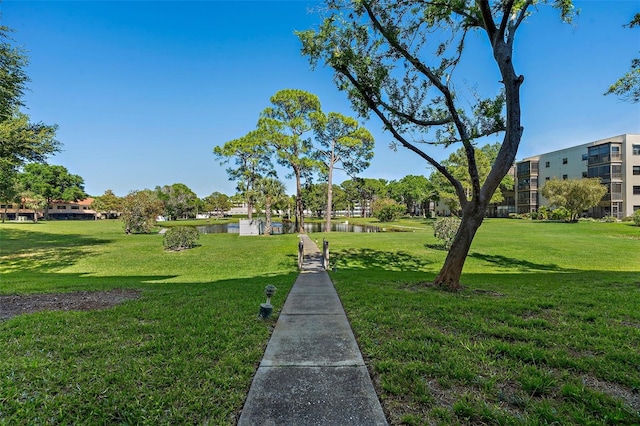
[388,175,435,217]
[313,111,374,231]
[91,189,123,219]
[0,27,59,171]
[341,177,387,218]
[19,163,87,219]
[541,177,607,222]
[214,130,273,220]
[258,89,322,233]
[156,183,198,220]
[299,0,574,290]
[0,159,20,222]
[203,191,231,218]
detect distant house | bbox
[1,198,98,221]
[47,198,98,220]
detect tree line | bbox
[214,89,375,234]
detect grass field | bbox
[1,218,639,424]
[320,219,640,424]
[0,220,299,424]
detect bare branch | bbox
[337,64,468,206]
[509,0,534,46]
[378,98,453,127]
[478,0,497,39]
[497,0,516,41]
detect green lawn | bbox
[318,218,640,425]
[0,220,299,424]
[1,218,639,424]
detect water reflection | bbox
[196,221,380,234]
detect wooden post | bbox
[298,239,304,270]
[322,239,329,270]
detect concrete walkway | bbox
[238,235,388,425]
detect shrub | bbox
[634,209,640,226]
[600,216,618,223]
[122,190,163,234]
[372,198,406,222]
[433,216,461,250]
[163,226,199,251]
[537,206,549,220]
[550,207,570,221]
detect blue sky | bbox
[3,1,639,198]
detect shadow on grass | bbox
[0,227,113,273]
[468,253,576,272]
[0,270,300,425]
[332,248,435,271]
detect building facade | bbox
[1,198,97,221]
[516,134,640,219]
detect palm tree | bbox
[257,177,287,235]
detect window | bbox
[545,161,550,168]
[562,157,568,165]
[562,174,568,180]
[634,186,640,195]
[634,166,640,175]
[517,178,530,190]
[545,177,550,181]
[517,162,530,175]
[589,165,612,180]
[582,172,588,178]
[588,144,613,164]
[635,206,640,212]
[57,205,66,210]
[71,206,80,210]
[518,191,531,204]
[582,153,588,161]
[634,145,640,155]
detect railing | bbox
[588,153,622,165]
[602,193,624,202]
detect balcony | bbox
[588,153,622,165]
[603,193,624,202]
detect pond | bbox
[195,221,382,234]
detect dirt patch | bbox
[472,289,506,297]
[581,374,640,412]
[0,288,141,321]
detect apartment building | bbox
[516,134,640,219]
[1,198,97,221]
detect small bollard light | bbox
[259,285,277,319]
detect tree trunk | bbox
[430,30,526,291]
[265,198,272,235]
[432,201,486,291]
[295,168,304,233]
[325,165,334,233]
